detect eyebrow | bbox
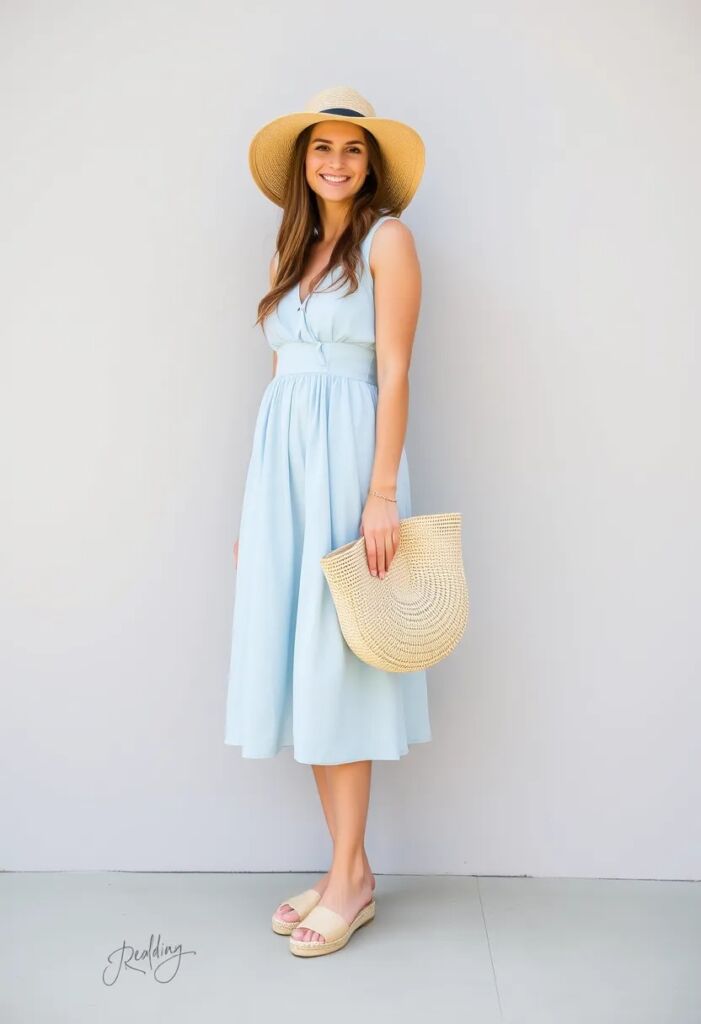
[311,137,366,145]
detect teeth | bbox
[321,174,349,182]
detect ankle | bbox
[329,857,370,886]
[326,844,374,882]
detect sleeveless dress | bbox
[224,215,432,764]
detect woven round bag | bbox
[320,513,469,673]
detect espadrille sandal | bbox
[271,888,322,935]
[289,898,376,956]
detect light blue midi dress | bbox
[224,215,432,764]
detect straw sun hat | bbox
[248,85,426,212]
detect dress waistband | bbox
[274,341,377,384]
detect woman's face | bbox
[304,120,369,203]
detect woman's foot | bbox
[290,863,375,944]
[275,855,375,927]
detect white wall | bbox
[1,0,699,879]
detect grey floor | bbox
[2,872,700,1023]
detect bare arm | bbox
[369,220,421,498]
[269,252,279,378]
[361,219,421,578]
[234,250,280,570]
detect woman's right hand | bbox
[233,538,239,569]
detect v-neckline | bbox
[296,217,385,304]
[298,267,332,306]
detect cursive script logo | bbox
[102,933,196,985]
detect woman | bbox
[224,85,431,957]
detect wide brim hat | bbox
[320,513,469,673]
[248,85,425,214]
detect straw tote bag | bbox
[320,512,469,672]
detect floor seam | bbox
[477,875,505,1023]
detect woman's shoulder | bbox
[362,213,408,243]
[363,213,414,249]
[362,215,416,273]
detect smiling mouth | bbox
[320,174,351,184]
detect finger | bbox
[376,533,386,578]
[366,534,378,576]
[383,530,395,574]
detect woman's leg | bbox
[275,765,375,924]
[291,759,375,943]
[312,763,337,846]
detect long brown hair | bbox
[254,124,403,328]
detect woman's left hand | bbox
[360,493,400,579]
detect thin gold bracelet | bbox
[369,489,397,503]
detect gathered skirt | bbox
[224,341,432,765]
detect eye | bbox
[314,144,362,153]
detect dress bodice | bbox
[262,215,400,351]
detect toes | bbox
[291,927,325,943]
[277,903,299,922]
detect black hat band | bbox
[319,107,365,117]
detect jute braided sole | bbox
[272,916,301,936]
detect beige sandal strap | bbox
[282,888,320,917]
[292,904,348,943]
